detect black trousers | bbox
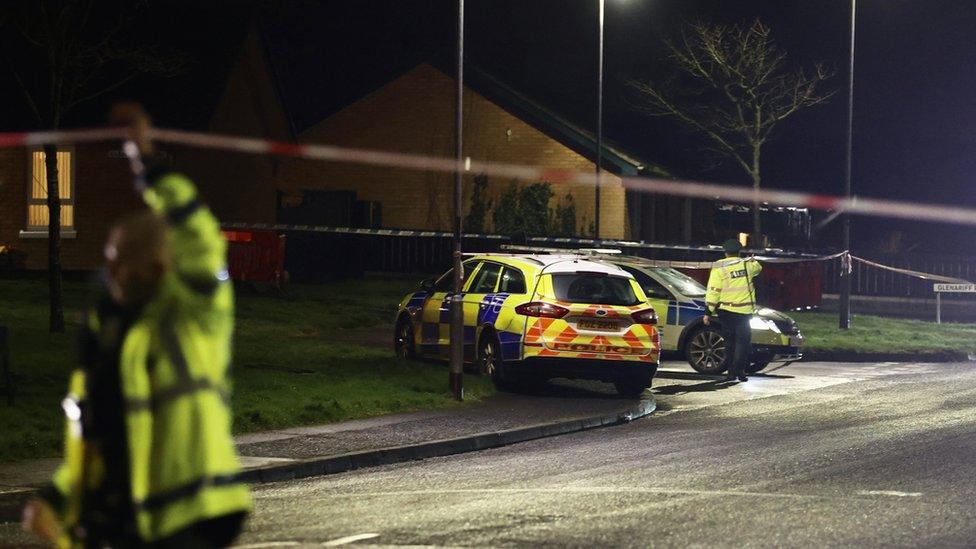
[718,310,752,376]
[84,511,247,548]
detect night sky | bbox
[463,0,976,254]
[5,0,975,254]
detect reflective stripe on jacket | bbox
[705,257,762,315]
[52,172,251,545]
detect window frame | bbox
[620,266,673,300]
[467,261,503,294]
[20,146,77,239]
[499,266,527,294]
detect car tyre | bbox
[685,325,730,374]
[394,317,416,359]
[478,332,510,390]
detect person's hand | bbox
[109,102,154,157]
[702,315,711,326]
[22,498,61,543]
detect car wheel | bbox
[686,326,730,374]
[394,318,416,359]
[745,360,770,374]
[478,332,509,390]
[614,374,651,398]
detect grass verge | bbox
[793,311,976,355]
[0,276,493,463]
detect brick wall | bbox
[274,64,628,239]
[0,144,142,270]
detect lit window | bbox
[27,148,74,230]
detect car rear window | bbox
[551,273,640,306]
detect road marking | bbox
[323,533,381,546]
[856,490,922,497]
[329,486,922,503]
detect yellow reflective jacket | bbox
[50,172,251,546]
[705,256,762,315]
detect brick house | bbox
[0,144,143,270]
[182,27,673,241]
[0,27,681,271]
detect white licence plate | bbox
[577,319,619,332]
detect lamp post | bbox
[449,0,465,399]
[595,0,605,240]
[839,0,856,330]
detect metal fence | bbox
[237,225,976,304]
[823,252,976,299]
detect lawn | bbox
[792,311,976,355]
[0,276,493,462]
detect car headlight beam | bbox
[750,316,781,334]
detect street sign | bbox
[932,283,976,323]
[934,283,976,293]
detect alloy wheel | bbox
[689,329,727,373]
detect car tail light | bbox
[631,308,658,325]
[515,301,570,319]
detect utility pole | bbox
[449,0,465,400]
[840,0,856,330]
[595,0,605,239]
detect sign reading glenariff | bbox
[933,283,976,292]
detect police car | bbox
[394,254,661,396]
[603,254,803,374]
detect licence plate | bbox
[577,319,619,332]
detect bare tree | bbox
[629,19,833,247]
[3,0,185,332]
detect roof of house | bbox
[254,7,669,179]
[460,65,670,178]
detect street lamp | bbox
[450,0,465,399]
[839,0,856,330]
[596,0,605,240]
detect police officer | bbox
[703,239,762,382]
[22,105,251,547]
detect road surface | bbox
[235,361,976,547]
[3,361,974,547]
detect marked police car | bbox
[604,254,803,374]
[394,254,661,396]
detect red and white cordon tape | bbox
[3,126,976,227]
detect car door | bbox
[461,261,503,360]
[419,261,476,358]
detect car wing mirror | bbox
[645,287,670,299]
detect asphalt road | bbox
[233,361,976,548]
[3,361,974,547]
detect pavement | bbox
[0,374,656,523]
[3,360,972,547]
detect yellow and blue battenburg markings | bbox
[476,293,524,360]
[667,299,708,326]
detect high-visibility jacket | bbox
[49,171,251,546]
[705,256,762,315]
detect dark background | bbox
[5,0,975,254]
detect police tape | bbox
[221,222,508,240]
[850,254,970,284]
[222,222,971,282]
[2,126,976,227]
